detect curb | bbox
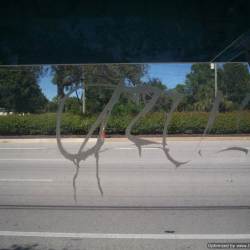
[0,136,250,143]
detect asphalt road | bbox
[0,138,250,249]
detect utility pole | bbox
[214,63,218,97]
[82,84,86,114]
[210,63,218,97]
[81,74,86,114]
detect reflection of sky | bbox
[39,63,192,100]
[39,74,57,100]
[147,63,192,88]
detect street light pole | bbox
[210,63,218,97]
[82,84,86,114]
[214,63,218,97]
[80,73,86,114]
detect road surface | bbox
[0,138,249,249]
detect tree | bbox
[51,64,148,114]
[64,97,82,114]
[218,63,250,106]
[46,98,58,113]
[184,64,214,111]
[0,67,48,113]
[142,78,169,112]
[85,64,148,114]
[173,83,189,111]
[174,63,250,112]
[51,65,83,98]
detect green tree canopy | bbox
[184,64,214,111]
[218,63,250,106]
[51,64,148,114]
[173,63,250,111]
[0,67,47,113]
[142,78,169,111]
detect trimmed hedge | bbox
[0,111,250,135]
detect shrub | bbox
[0,111,250,135]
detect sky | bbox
[39,63,192,100]
[147,63,192,87]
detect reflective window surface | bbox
[0,63,250,249]
[0,63,250,205]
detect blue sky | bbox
[147,63,191,87]
[39,63,192,100]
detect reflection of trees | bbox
[51,64,148,114]
[54,70,250,201]
[173,63,250,112]
[0,66,47,113]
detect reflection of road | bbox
[0,138,250,249]
[0,138,249,206]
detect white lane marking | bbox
[0,231,250,239]
[0,159,65,161]
[116,147,160,150]
[0,147,47,150]
[0,179,53,182]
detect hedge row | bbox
[0,112,250,135]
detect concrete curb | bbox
[0,138,97,144]
[0,136,250,143]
